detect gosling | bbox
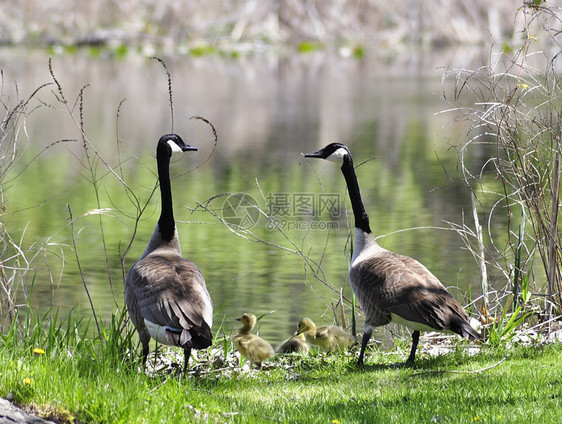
[234,313,275,367]
[276,332,310,354]
[297,317,355,352]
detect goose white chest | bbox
[350,228,386,269]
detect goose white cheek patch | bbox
[326,147,348,164]
[168,140,183,153]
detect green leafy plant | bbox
[486,301,531,347]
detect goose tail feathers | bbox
[451,316,482,341]
[165,325,213,350]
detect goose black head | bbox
[303,143,351,164]
[157,134,198,157]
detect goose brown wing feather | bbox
[352,252,478,337]
[128,254,213,348]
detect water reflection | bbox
[1,48,496,344]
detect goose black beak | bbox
[182,145,198,152]
[235,317,241,321]
[302,150,323,158]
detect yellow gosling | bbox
[296,317,355,352]
[234,313,275,367]
[276,332,310,354]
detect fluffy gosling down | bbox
[296,318,355,352]
[276,332,310,354]
[234,313,275,367]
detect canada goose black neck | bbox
[125,133,211,374]
[303,143,371,234]
[304,142,481,366]
[156,140,175,242]
[340,153,372,234]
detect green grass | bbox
[0,312,561,423]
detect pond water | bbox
[0,47,503,346]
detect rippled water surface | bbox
[0,48,500,344]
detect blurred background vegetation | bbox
[0,0,529,49]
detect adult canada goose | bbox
[125,134,213,373]
[303,143,481,366]
[234,313,275,367]
[296,317,355,352]
[276,332,310,354]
